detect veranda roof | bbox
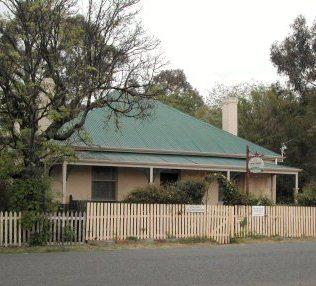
[73,151,300,174]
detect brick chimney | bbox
[222,97,238,136]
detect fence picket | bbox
[2,203,316,247]
[79,203,316,245]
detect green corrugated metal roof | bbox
[76,151,299,173]
[70,101,280,158]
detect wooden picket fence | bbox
[2,204,316,247]
[0,212,22,247]
[86,203,233,244]
[86,203,316,245]
[0,211,86,247]
[233,206,316,238]
[48,212,86,245]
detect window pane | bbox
[92,167,117,181]
[92,181,116,201]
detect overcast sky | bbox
[140,0,315,96]
[1,0,315,97]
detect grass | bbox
[0,245,86,254]
[229,235,316,244]
[169,236,216,244]
[1,236,316,254]
[0,237,217,254]
[230,232,264,243]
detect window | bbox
[160,170,179,186]
[92,167,117,201]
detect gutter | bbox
[73,145,283,161]
[68,158,301,175]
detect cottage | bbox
[51,97,300,205]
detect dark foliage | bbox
[206,173,273,206]
[124,180,207,204]
[297,181,316,206]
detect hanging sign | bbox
[185,205,205,213]
[248,157,264,173]
[252,206,265,217]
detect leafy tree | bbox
[270,15,316,186]
[202,16,316,192]
[0,150,20,210]
[206,83,256,128]
[237,84,300,155]
[152,69,206,117]
[206,82,315,201]
[271,15,316,97]
[151,69,223,125]
[0,0,161,209]
[297,180,316,206]
[195,104,221,127]
[237,84,314,199]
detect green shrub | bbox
[176,236,212,244]
[252,195,273,206]
[8,176,57,213]
[124,185,169,204]
[224,187,273,206]
[63,224,75,242]
[124,179,207,204]
[125,174,273,206]
[0,181,9,211]
[0,150,20,211]
[206,173,273,206]
[170,180,207,204]
[126,236,138,241]
[297,181,316,206]
[8,176,58,246]
[28,215,51,246]
[29,233,49,246]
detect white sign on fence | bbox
[252,206,265,217]
[185,205,205,213]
